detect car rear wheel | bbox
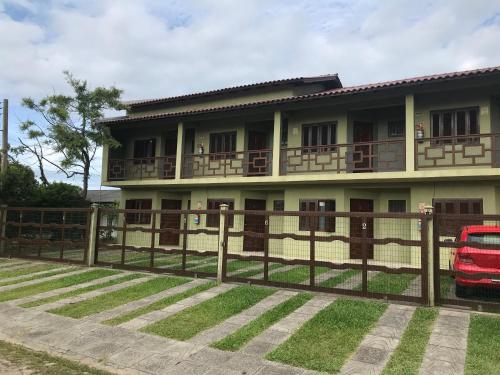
[455,283,473,298]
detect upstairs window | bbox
[299,199,336,232]
[125,199,152,225]
[209,132,237,159]
[388,200,406,213]
[388,120,405,138]
[431,108,479,143]
[133,139,156,159]
[302,122,337,153]
[206,199,235,227]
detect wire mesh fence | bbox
[223,210,428,304]
[0,207,90,264]
[434,213,500,313]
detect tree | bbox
[15,71,124,197]
[0,162,39,206]
[34,182,89,208]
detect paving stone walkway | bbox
[402,275,422,297]
[188,289,298,346]
[300,268,343,286]
[419,309,470,375]
[339,304,416,375]
[227,262,264,277]
[0,265,72,284]
[336,270,379,290]
[90,278,213,325]
[0,267,90,292]
[0,260,32,269]
[241,294,335,356]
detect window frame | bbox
[299,199,336,232]
[125,199,152,225]
[430,107,480,144]
[133,139,156,161]
[387,120,405,138]
[388,199,406,213]
[206,199,235,228]
[209,131,237,160]
[273,200,285,212]
[301,122,337,153]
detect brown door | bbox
[353,121,374,172]
[163,138,177,179]
[160,199,182,245]
[247,131,268,176]
[350,199,374,259]
[243,199,267,251]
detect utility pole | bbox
[1,99,8,173]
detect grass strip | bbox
[440,275,454,297]
[0,267,78,287]
[269,266,330,284]
[20,273,145,308]
[465,314,500,375]
[354,273,417,294]
[104,281,217,326]
[49,275,190,318]
[142,285,276,341]
[0,269,118,303]
[230,263,284,279]
[0,263,61,279]
[319,269,360,288]
[267,298,387,373]
[381,307,438,375]
[212,292,312,351]
[192,260,260,274]
[0,339,111,375]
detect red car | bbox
[451,225,500,298]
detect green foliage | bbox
[35,182,88,207]
[0,162,39,206]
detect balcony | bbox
[108,156,176,181]
[415,133,500,169]
[182,149,272,178]
[280,139,406,175]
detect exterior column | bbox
[87,203,99,266]
[101,143,109,184]
[405,94,415,172]
[175,121,184,180]
[272,111,282,177]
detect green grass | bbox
[20,273,145,308]
[193,260,260,274]
[212,293,312,351]
[142,285,276,341]
[0,269,118,303]
[319,269,360,288]
[0,263,62,279]
[440,275,454,297]
[381,308,438,375]
[231,263,284,278]
[267,298,387,373]
[104,281,217,326]
[49,275,190,318]
[0,267,78,287]
[466,314,500,375]
[354,273,417,295]
[0,339,111,375]
[269,266,329,284]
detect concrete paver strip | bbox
[339,304,416,375]
[336,270,379,290]
[402,275,422,297]
[86,278,213,324]
[419,309,470,375]
[120,282,237,330]
[0,261,33,269]
[227,262,264,277]
[240,294,336,357]
[0,265,73,284]
[300,268,342,286]
[188,289,299,346]
[0,267,90,292]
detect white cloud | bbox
[1,0,500,188]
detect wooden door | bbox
[247,131,268,176]
[243,199,267,251]
[350,199,374,259]
[353,121,374,172]
[160,199,182,245]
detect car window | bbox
[467,233,500,245]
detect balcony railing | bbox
[108,156,176,181]
[415,133,500,169]
[280,140,406,175]
[182,149,272,178]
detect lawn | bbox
[319,269,360,288]
[49,275,190,318]
[0,339,111,375]
[0,269,118,303]
[0,267,78,287]
[267,298,387,373]
[104,280,217,326]
[381,307,438,375]
[212,292,312,351]
[230,263,284,278]
[354,273,417,295]
[141,285,276,341]
[466,314,500,375]
[0,263,61,279]
[440,275,454,297]
[20,273,145,308]
[192,260,260,274]
[268,266,330,284]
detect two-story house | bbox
[98,66,500,264]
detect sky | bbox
[1,0,500,190]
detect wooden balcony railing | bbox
[181,149,272,178]
[415,133,500,169]
[107,156,176,181]
[280,140,405,175]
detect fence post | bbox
[87,203,99,267]
[424,205,435,307]
[0,205,7,256]
[217,204,229,283]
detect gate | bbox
[434,213,500,313]
[222,210,429,304]
[0,207,91,265]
